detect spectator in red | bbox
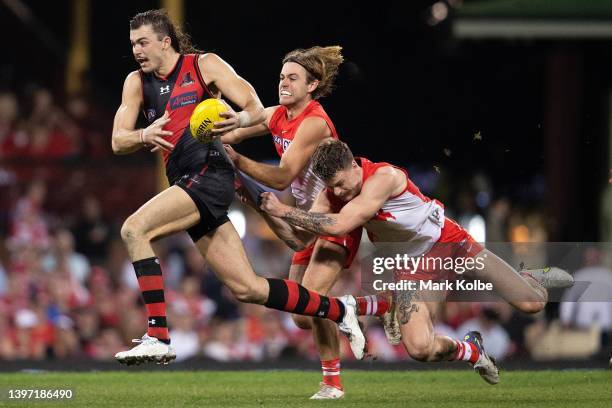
[9,180,49,251]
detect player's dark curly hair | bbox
[282,46,344,99]
[130,9,201,54]
[312,139,354,181]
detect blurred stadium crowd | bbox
[0,89,109,159]
[1,89,611,364]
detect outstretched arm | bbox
[261,167,400,237]
[259,209,316,252]
[226,116,332,190]
[220,106,278,144]
[235,186,318,251]
[199,53,265,133]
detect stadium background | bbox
[1,0,611,369]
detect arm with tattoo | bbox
[260,210,316,251]
[259,191,351,237]
[281,208,342,236]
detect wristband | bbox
[139,129,146,146]
[237,111,251,128]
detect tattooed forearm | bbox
[282,208,338,235]
[395,289,420,325]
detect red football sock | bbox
[133,257,170,344]
[321,358,343,390]
[355,295,389,316]
[451,340,480,364]
[264,279,345,322]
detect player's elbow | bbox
[270,180,292,191]
[111,138,122,155]
[268,169,295,190]
[251,104,265,126]
[111,133,132,155]
[111,142,128,155]
[327,225,349,238]
[262,175,292,191]
[328,218,359,237]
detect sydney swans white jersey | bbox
[269,100,339,210]
[291,162,327,210]
[329,158,445,255]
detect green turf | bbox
[0,370,610,407]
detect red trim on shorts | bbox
[186,164,209,188]
[291,244,314,265]
[394,217,485,282]
[291,228,361,269]
[439,218,483,257]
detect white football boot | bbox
[337,295,367,360]
[380,297,401,345]
[115,333,176,366]
[464,331,500,385]
[521,267,574,289]
[309,383,345,400]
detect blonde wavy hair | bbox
[282,45,344,99]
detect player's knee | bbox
[403,339,434,362]
[228,283,262,304]
[231,287,255,303]
[292,315,312,330]
[120,216,147,245]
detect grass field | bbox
[1,370,610,407]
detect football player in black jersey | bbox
[111,9,366,366]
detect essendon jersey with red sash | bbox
[268,100,339,209]
[139,54,214,163]
[327,157,445,255]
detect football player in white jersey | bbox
[260,139,575,385]
[221,46,395,399]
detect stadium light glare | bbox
[467,214,486,243]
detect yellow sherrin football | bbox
[189,98,228,143]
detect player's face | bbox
[278,62,318,106]
[327,162,362,202]
[130,25,165,73]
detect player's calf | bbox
[291,314,313,330]
[223,276,269,304]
